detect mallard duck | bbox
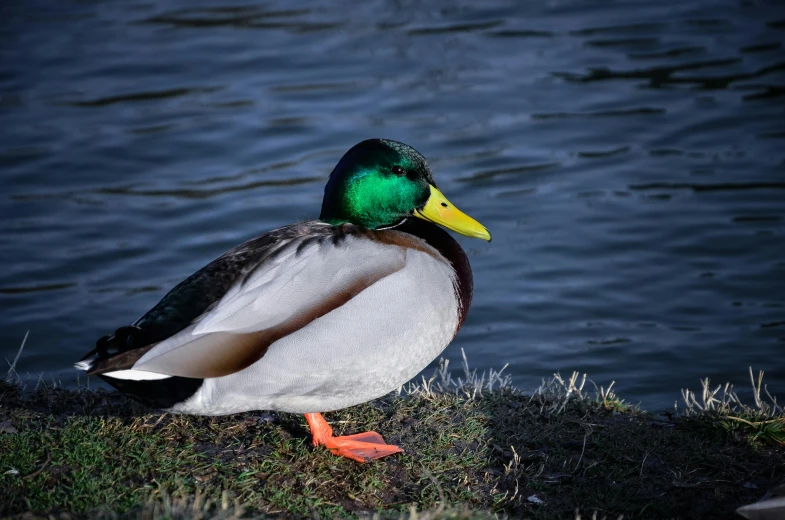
[76,139,490,462]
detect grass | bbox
[680,367,785,447]
[1,346,784,519]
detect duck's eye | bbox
[391,166,406,176]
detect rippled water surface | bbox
[2,0,784,409]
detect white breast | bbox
[171,247,459,415]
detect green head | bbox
[320,139,491,240]
[320,139,434,229]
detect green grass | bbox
[2,363,784,520]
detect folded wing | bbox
[108,230,407,379]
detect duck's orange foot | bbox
[323,431,404,463]
[304,412,403,463]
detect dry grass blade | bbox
[4,331,29,384]
[680,367,785,446]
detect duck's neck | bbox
[396,219,473,331]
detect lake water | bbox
[2,0,784,410]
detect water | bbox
[2,0,784,410]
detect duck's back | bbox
[83,220,472,413]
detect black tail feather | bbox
[100,374,204,410]
[80,325,143,361]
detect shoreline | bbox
[1,362,783,519]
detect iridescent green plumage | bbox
[319,139,436,230]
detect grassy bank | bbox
[1,358,783,519]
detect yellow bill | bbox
[414,185,491,241]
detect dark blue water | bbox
[2,0,784,409]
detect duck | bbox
[76,138,490,463]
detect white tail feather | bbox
[103,369,172,381]
[74,360,92,371]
